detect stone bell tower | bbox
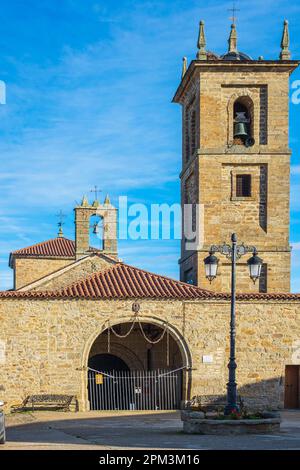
[75,194,118,260]
[173,20,299,293]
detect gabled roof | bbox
[57,263,216,300]
[0,262,299,301]
[9,237,103,267]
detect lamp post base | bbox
[224,404,240,416]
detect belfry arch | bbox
[82,316,192,411]
[227,91,257,146]
[74,195,118,260]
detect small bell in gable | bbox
[93,223,100,235]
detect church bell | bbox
[93,223,100,235]
[234,122,248,139]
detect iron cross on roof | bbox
[56,210,67,237]
[56,210,66,228]
[90,185,102,201]
[228,1,240,25]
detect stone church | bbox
[1,21,300,412]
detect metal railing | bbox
[88,368,183,411]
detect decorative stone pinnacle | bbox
[280,19,291,60]
[92,199,100,208]
[228,23,238,53]
[81,195,89,207]
[58,226,64,238]
[197,20,207,60]
[181,57,187,79]
[104,194,111,205]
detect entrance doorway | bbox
[89,353,130,372]
[87,321,189,411]
[284,365,300,409]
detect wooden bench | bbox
[12,394,76,412]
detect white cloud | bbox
[291,166,300,176]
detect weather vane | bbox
[228,1,240,25]
[90,185,102,201]
[56,210,66,236]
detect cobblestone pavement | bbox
[1,410,300,450]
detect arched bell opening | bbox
[89,214,103,250]
[233,96,255,147]
[86,320,191,411]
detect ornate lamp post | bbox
[204,233,263,415]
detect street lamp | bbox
[247,249,263,284]
[204,233,263,415]
[204,251,219,283]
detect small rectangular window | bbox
[184,268,194,285]
[236,174,251,198]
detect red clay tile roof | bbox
[58,263,216,300]
[0,262,300,301]
[10,237,76,259]
[9,237,103,267]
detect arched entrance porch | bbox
[84,317,192,411]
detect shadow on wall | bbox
[188,377,287,412]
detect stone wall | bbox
[28,255,116,291]
[0,296,299,412]
[13,258,73,290]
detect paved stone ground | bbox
[1,410,300,450]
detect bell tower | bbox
[74,194,118,260]
[173,20,299,293]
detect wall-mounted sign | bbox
[202,355,213,364]
[95,374,103,385]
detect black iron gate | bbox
[88,368,182,411]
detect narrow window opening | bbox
[236,174,252,198]
[190,110,196,155]
[89,214,103,250]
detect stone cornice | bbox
[173,60,300,104]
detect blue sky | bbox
[0,0,299,291]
